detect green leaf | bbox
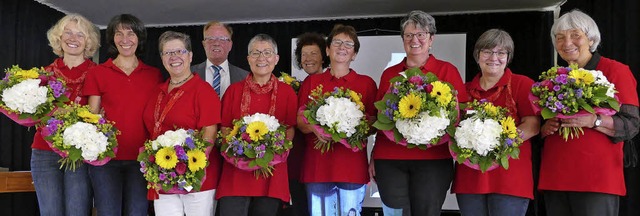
[68,148,82,162]
[579,100,595,113]
[500,156,510,170]
[608,99,620,111]
[374,100,387,112]
[373,121,394,131]
[510,148,520,159]
[393,129,404,143]
[375,112,392,124]
[541,108,557,119]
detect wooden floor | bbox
[0,171,36,193]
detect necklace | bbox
[169,74,192,85]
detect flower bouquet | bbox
[373,68,458,150]
[301,85,370,153]
[450,100,523,172]
[530,64,619,140]
[0,65,69,126]
[278,72,301,93]
[138,129,212,195]
[221,113,292,178]
[41,103,119,170]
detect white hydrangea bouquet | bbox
[221,113,292,178]
[373,68,458,150]
[0,65,69,126]
[450,100,523,172]
[41,103,119,170]
[302,85,370,153]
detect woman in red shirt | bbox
[539,10,639,216]
[30,14,100,216]
[452,29,540,216]
[142,31,221,216]
[215,33,297,216]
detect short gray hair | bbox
[551,9,601,52]
[247,33,278,54]
[158,31,192,53]
[473,29,515,64]
[400,10,437,36]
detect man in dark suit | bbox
[191,21,249,97]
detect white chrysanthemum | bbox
[316,96,364,137]
[62,122,109,161]
[155,129,189,148]
[589,70,616,97]
[1,79,48,114]
[395,108,450,145]
[455,117,502,156]
[243,113,280,132]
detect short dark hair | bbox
[294,32,329,69]
[326,24,360,53]
[106,14,147,58]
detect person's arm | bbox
[518,116,540,141]
[201,125,217,143]
[88,96,101,114]
[558,105,639,142]
[540,118,560,138]
[296,111,329,143]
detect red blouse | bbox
[83,58,162,160]
[452,69,536,199]
[538,57,639,196]
[372,55,469,160]
[142,74,221,191]
[298,69,377,184]
[32,58,96,151]
[215,77,298,202]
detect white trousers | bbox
[154,189,217,216]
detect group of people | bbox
[27,8,638,216]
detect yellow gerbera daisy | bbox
[430,81,452,106]
[187,149,207,172]
[569,69,594,85]
[398,93,422,119]
[246,121,269,141]
[155,147,178,169]
[229,124,240,137]
[77,109,100,124]
[500,116,518,139]
[16,68,40,79]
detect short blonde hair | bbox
[47,14,100,58]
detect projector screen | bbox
[290,34,467,210]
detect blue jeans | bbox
[30,149,93,216]
[89,160,148,216]
[306,182,366,216]
[456,193,530,216]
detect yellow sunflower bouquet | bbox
[450,100,523,172]
[373,68,458,150]
[0,65,69,126]
[278,72,301,93]
[138,129,211,196]
[221,113,293,178]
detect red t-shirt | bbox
[32,58,96,151]
[298,69,377,184]
[452,69,536,199]
[215,77,298,202]
[372,55,469,160]
[539,57,639,196]
[83,58,162,160]
[142,74,221,191]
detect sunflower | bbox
[500,116,518,139]
[569,69,594,85]
[430,81,453,106]
[155,147,178,169]
[246,121,269,141]
[187,149,207,172]
[398,93,422,119]
[16,68,39,79]
[77,109,100,124]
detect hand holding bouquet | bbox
[41,103,119,170]
[373,68,458,150]
[138,129,211,195]
[278,72,301,93]
[0,65,69,126]
[530,64,619,140]
[302,85,370,153]
[451,100,523,172]
[221,113,292,178]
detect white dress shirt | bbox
[205,59,231,96]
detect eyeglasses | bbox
[204,36,231,43]
[479,50,509,59]
[403,32,429,40]
[249,50,275,58]
[161,49,189,56]
[330,40,355,49]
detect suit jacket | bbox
[191,61,250,87]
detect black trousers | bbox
[374,159,454,216]
[543,190,619,216]
[218,196,281,216]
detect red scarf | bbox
[152,89,185,138]
[469,76,518,119]
[49,59,90,103]
[240,74,278,116]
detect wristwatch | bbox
[593,114,602,128]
